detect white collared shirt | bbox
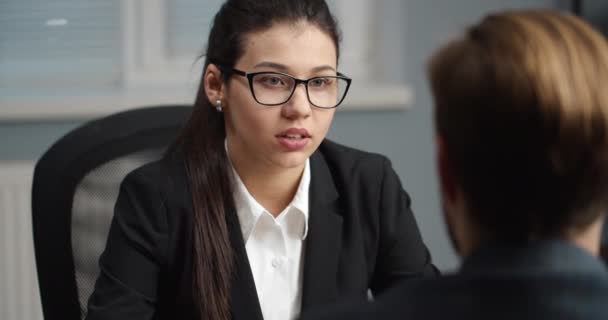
[229,155,310,320]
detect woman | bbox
[86,1,437,319]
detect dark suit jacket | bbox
[85,139,438,320]
[303,240,608,320]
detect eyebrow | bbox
[253,61,336,73]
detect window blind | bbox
[0,0,121,94]
[165,0,223,61]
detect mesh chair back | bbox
[71,149,165,315]
[32,106,191,320]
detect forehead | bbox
[236,22,337,73]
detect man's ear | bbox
[437,134,468,256]
[436,134,458,204]
[204,63,225,105]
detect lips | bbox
[277,128,311,139]
[276,128,311,151]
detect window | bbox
[0,1,121,97]
[329,0,412,110]
[0,0,411,120]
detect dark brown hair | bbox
[429,10,608,243]
[175,1,340,319]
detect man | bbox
[302,9,608,320]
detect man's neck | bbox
[565,216,604,256]
[456,214,605,258]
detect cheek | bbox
[245,111,274,133]
[226,102,278,141]
[316,110,336,135]
[226,89,264,130]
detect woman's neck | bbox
[227,147,305,216]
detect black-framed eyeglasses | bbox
[217,65,352,109]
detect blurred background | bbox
[1,0,606,319]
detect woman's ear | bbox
[204,63,225,104]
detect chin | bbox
[272,152,310,169]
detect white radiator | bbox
[0,162,43,320]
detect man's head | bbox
[428,10,608,256]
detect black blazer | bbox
[303,240,608,320]
[86,139,438,320]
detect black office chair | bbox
[32,105,192,320]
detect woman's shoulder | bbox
[121,146,190,201]
[315,139,397,192]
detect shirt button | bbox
[271,258,281,268]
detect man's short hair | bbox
[428,10,608,242]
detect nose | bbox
[281,83,312,119]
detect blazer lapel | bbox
[227,207,264,320]
[301,151,344,308]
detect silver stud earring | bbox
[215,100,223,112]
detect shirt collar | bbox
[226,140,310,242]
[288,159,310,239]
[460,239,608,276]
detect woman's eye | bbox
[310,78,332,88]
[260,76,285,86]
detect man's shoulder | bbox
[302,272,608,320]
[373,272,608,320]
